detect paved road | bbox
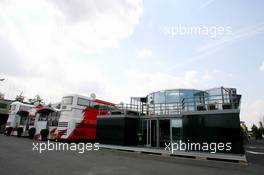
[0,135,263,175]
[245,139,264,167]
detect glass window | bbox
[38,113,48,121]
[207,88,222,97]
[77,98,90,106]
[171,119,183,142]
[47,112,59,126]
[179,89,195,101]
[0,103,7,109]
[171,119,182,128]
[29,118,35,126]
[19,112,28,125]
[206,88,223,104]
[62,96,73,105]
[165,90,180,103]
[222,88,231,103]
[154,91,166,104]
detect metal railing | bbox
[109,104,144,116]
[97,94,241,117]
[182,94,241,113]
[147,103,182,115]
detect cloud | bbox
[171,23,264,70]
[136,48,153,58]
[0,36,34,77]
[0,0,143,55]
[0,58,109,102]
[260,61,264,72]
[0,0,143,102]
[240,99,264,128]
[105,69,229,102]
[197,23,264,53]
[199,0,216,10]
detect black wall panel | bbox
[96,117,139,146]
[182,113,244,154]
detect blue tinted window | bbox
[154,91,165,104]
[165,90,180,103]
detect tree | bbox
[28,94,45,106]
[252,124,263,139]
[241,122,248,132]
[259,121,263,128]
[15,92,25,102]
[240,122,248,144]
[259,121,264,139]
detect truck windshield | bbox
[62,96,73,105]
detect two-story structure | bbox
[96,87,244,155]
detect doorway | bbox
[144,119,157,147]
[159,119,170,148]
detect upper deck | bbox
[97,87,241,117]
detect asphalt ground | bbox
[245,139,264,167]
[0,135,263,175]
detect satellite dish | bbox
[90,93,96,100]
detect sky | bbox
[0,0,264,128]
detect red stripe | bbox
[50,128,57,134]
[67,107,109,139]
[95,99,115,106]
[57,129,67,139]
